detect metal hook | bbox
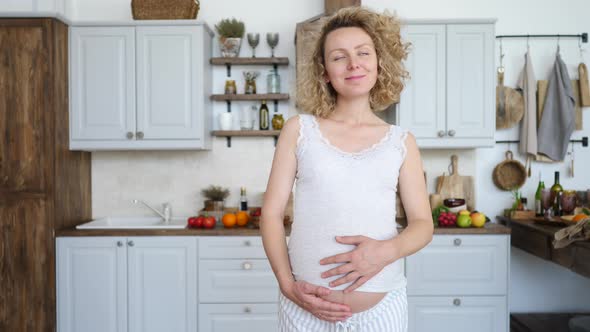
[499,39,505,68]
[557,34,561,54]
[579,37,585,62]
[526,35,530,52]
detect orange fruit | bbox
[222,213,237,228]
[572,214,589,222]
[236,211,249,226]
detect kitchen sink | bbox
[76,217,187,229]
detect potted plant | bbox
[201,185,230,211]
[215,18,245,57]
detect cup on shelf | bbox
[219,112,233,130]
[240,106,254,130]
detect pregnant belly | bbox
[320,290,387,313]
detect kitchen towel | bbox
[517,51,537,156]
[537,53,575,161]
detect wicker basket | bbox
[492,150,527,190]
[131,0,199,20]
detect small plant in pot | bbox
[201,185,230,211]
[215,18,245,57]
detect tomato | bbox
[202,215,216,229]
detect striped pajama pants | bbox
[278,287,408,332]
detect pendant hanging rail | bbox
[495,33,588,43]
[495,137,588,147]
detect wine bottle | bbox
[259,100,269,130]
[240,187,248,211]
[534,173,545,217]
[550,171,563,216]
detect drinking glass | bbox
[541,189,552,218]
[560,190,577,215]
[247,33,260,58]
[266,33,279,57]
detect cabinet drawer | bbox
[406,235,508,295]
[199,303,278,332]
[199,259,278,303]
[408,296,507,332]
[199,237,266,259]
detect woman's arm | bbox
[260,116,352,321]
[319,133,434,291]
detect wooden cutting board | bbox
[436,155,475,210]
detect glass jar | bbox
[224,80,237,94]
[267,69,280,93]
[240,106,254,130]
[272,114,284,130]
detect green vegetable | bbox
[432,205,450,226]
[582,207,590,215]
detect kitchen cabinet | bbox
[69,23,213,150]
[398,21,495,148]
[406,234,509,332]
[56,237,197,332]
[198,237,279,331]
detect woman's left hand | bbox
[319,235,398,293]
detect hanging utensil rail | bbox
[495,33,588,43]
[495,137,588,147]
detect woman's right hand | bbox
[283,280,352,322]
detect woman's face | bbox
[323,27,378,100]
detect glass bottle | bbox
[267,69,280,93]
[534,173,545,217]
[550,171,563,216]
[259,100,269,130]
[520,197,528,211]
[240,187,248,211]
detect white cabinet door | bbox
[136,26,201,140]
[406,235,508,296]
[56,237,127,332]
[70,27,136,141]
[199,303,279,332]
[446,24,495,139]
[399,25,446,139]
[127,237,197,332]
[408,296,507,332]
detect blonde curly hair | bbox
[297,7,410,118]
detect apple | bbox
[456,214,472,228]
[471,212,486,228]
[458,209,471,216]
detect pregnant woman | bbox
[261,7,433,331]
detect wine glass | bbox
[560,190,577,215]
[247,33,260,58]
[266,33,279,57]
[541,189,553,219]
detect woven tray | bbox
[493,150,527,190]
[131,0,199,20]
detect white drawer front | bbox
[408,296,507,332]
[199,259,279,303]
[199,237,266,259]
[406,235,508,295]
[199,303,278,332]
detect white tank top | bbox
[288,114,408,292]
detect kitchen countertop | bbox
[498,216,590,278]
[56,221,510,237]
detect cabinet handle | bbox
[437,130,446,137]
[448,129,456,137]
[117,241,124,247]
[136,131,144,139]
[244,306,251,313]
[244,240,251,246]
[453,238,462,246]
[242,262,252,270]
[127,240,135,247]
[126,132,134,139]
[453,298,461,306]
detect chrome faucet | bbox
[133,200,172,223]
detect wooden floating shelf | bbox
[212,130,281,137]
[210,94,289,101]
[212,130,281,147]
[210,57,289,66]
